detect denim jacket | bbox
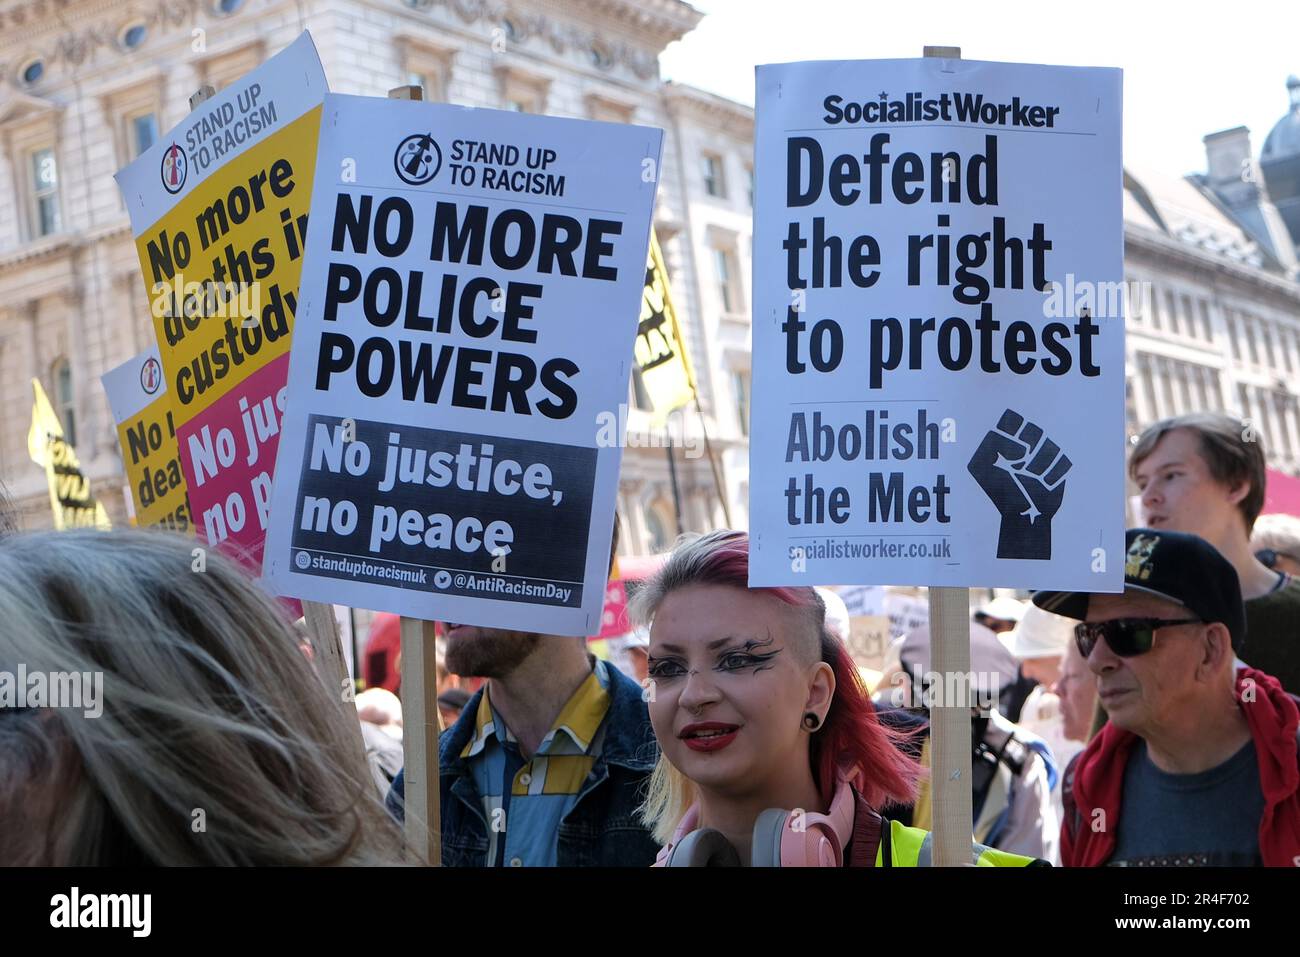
[385,664,661,866]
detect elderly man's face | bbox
[1082,591,1214,738]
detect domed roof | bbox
[1260,75,1300,162]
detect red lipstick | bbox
[679,722,740,752]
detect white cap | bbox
[816,587,851,642]
[976,595,1027,623]
[1006,605,1074,660]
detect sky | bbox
[659,0,1298,177]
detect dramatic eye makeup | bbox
[715,636,781,674]
[646,657,686,680]
[647,635,783,679]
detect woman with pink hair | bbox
[631,530,1045,867]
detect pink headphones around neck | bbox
[660,775,856,867]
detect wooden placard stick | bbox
[387,82,442,866]
[921,44,975,868]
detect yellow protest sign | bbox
[28,379,111,530]
[102,348,191,532]
[135,103,320,421]
[114,32,326,570]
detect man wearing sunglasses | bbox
[1033,528,1300,867]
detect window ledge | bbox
[0,232,77,271]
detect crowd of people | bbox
[2,410,1297,866]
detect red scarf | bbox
[1063,667,1300,866]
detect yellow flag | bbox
[27,376,62,466]
[636,230,696,425]
[28,378,111,530]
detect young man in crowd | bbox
[1036,528,1300,867]
[1130,413,1300,693]
[386,518,661,866]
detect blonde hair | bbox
[1252,512,1300,557]
[0,529,404,865]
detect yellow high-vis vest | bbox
[875,819,1042,867]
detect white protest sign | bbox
[263,94,662,636]
[835,583,886,617]
[750,58,1125,590]
[884,590,930,639]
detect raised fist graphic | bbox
[967,409,1071,560]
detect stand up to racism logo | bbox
[394,132,441,186]
[160,142,187,194]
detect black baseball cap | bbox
[1032,528,1245,650]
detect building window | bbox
[130,113,158,157]
[1226,312,1241,359]
[1165,290,1180,336]
[30,148,61,237]
[398,35,456,103]
[1138,353,1158,422]
[644,504,671,554]
[1175,366,1192,412]
[732,370,750,437]
[1198,299,1213,340]
[1274,393,1295,458]
[496,65,549,115]
[702,153,725,198]
[586,93,634,125]
[1257,388,1277,448]
[1244,318,1260,365]
[20,59,44,87]
[214,0,245,14]
[1158,358,1177,416]
[120,23,148,51]
[1148,288,1161,329]
[54,360,75,448]
[745,165,754,208]
[1193,366,1211,411]
[630,366,653,412]
[1261,321,1278,370]
[713,247,737,313]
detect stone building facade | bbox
[3,0,1295,556]
[0,0,756,555]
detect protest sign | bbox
[115,32,326,577]
[884,589,930,638]
[846,614,891,671]
[28,379,111,530]
[102,346,190,531]
[749,58,1124,591]
[835,583,885,617]
[263,94,663,637]
[637,229,695,425]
